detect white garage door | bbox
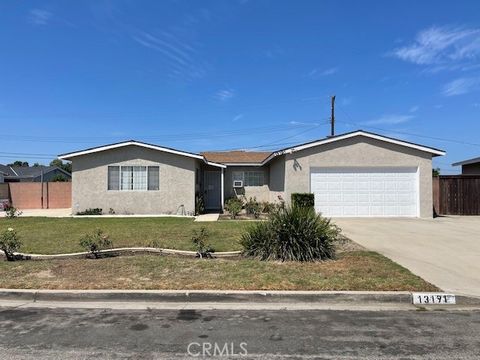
[310,167,419,217]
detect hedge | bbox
[291,193,314,209]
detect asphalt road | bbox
[0,307,479,359]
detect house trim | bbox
[262,130,446,165]
[59,140,226,169]
[452,156,480,167]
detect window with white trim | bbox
[232,171,264,186]
[108,166,159,191]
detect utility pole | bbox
[330,95,336,137]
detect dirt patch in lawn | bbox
[0,251,438,291]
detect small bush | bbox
[291,193,315,210]
[51,174,68,182]
[108,208,115,215]
[0,228,22,261]
[225,197,243,219]
[79,229,112,258]
[245,197,261,218]
[191,227,214,258]
[77,208,103,215]
[260,201,275,214]
[241,206,338,262]
[4,206,22,219]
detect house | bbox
[59,130,445,218]
[452,157,480,175]
[0,164,71,183]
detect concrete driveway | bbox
[334,216,480,297]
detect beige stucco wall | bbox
[284,136,434,218]
[268,155,286,202]
[224,166,270,202]
[462,163,480,175]
[71,145,197,215]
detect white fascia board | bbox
[58,141,204,161]
[290,132,446,156]
[205,161,227,168]
[452,157,480,167]
[262,131,445,164]
[223,163,264,167]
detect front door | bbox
[204,171,221,210]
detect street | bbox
[1,306,479,359]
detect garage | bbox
[310,167,419,217]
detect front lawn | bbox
[0,217,249,254]
[0,251,438,291]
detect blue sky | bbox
[1,1,480,173]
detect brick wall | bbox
[8,182,71,209]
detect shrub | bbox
[260,201,275,214]
[0,228,22,261]
[241,206,338,261]
[225,197,243,219]
[77,208,103,215]
[191,227,214,258]
[51,174,68,182]
[291,193,315,210]
[79,229,112,258]
[245,197,261,218]
[4,206,22,219]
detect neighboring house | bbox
[452,157,480,175]
[0,164,71,182]
[59,130,445,218]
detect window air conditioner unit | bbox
[233,180,243,188]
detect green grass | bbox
[0,251,439,291]
[0,217,250,254]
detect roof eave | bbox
[58,140,205,161]
[452,157,480,166]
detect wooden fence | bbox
[433,176,480,215]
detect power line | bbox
[336,107,480,148]
[0,122,328,144]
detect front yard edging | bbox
[0,247,241,260]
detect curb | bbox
[1,248,241,260]
[1,289,479,306]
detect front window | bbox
[108,166,159,191]
[232,171,264,186]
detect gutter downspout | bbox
[40,169,44,209]
[221,168,224,212]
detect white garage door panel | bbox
[311,167,418,217]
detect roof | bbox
[452,156,480,167]
[0,164,15,177]
[201,151,272,165]
[262,130,446,164]
[0,165,71,180]
[57,130,446,169]
[58,140,226,168]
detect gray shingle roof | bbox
[0,165,71,179]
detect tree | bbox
[7,161,29,167]
[432,168,440,177]
[33,163,40,167]
[50,159,72,173]
[51,174,68,182]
